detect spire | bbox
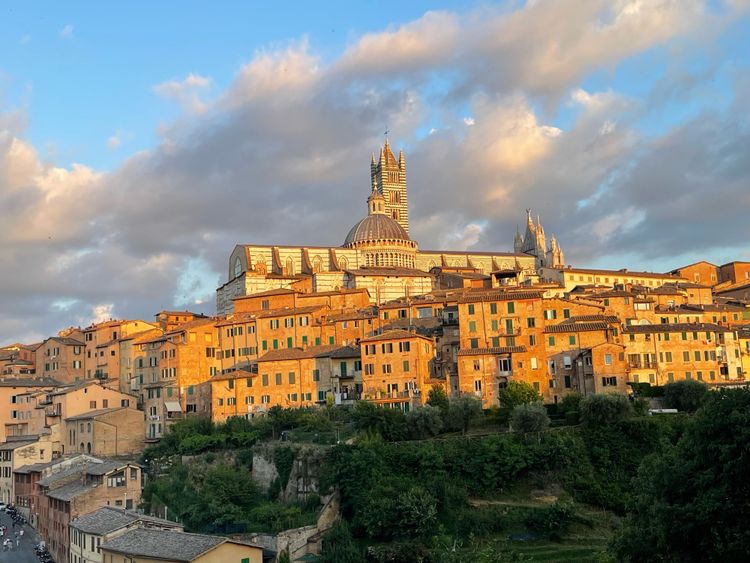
[398,149,405,170]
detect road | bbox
[0,508,43,563]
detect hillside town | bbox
[1,144,749,563]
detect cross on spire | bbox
[384,125,390,143]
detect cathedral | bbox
[514,210,565,269]
[216,141,563,314]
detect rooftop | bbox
[100,528,228,561]
[70,506,179,535]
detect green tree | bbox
[397,486,438,537]
[406,404,444,439]
[319,521,365,563]
[612,388,750,562]
[351,401,408,441]
[663,379,708,412]
[579,393,632,427]
[427,384,450,412]
[446,396,483,434]
[510,403,550,434]
[498,381,541,409]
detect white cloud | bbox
[59,25,74,39]
[106,135,121,149]
[463,117,475,126]
[90,304,114,324]
[154,73,213,114]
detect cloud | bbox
[154,73,213,114]
[59,24,74,39]
[106,135,121,149]
[0,0,748,343]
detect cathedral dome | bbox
[344,213,410,246]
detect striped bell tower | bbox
[371,137,409,234]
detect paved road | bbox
[0,509,43,563]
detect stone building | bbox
[64,407,145,457]
[514,209,565,268]
[36,333,86,384]
[217,143,537,314]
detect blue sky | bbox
[1,0,749,342]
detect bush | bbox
[427,385,450,412]
[524,499,575,541]
[499,381,542,409]
[319,521,364,563]
[663,379,708,412]
[510,403,550,434]
[579,393,633,427]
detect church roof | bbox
[344,213,411,245]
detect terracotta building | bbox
[0,435,52,505]
[0,377,61,443]
[360,329,439,410]
[36,333,86,384]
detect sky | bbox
[0,0,749,344]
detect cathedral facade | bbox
[514,210,566,269]
[217,141,561,314]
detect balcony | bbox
[367,389,417,401]
[45,406,61,417]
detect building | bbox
[360,329,439,409]
[0,377,61,442]
[216,142,538,314]
[540,266,687,293]
[0,435,52,504]
[669,261,720,286]
[83,320,158,382]
[118,328,164,395]
[154,310,209,332]
[137,319,218,441]
[69,506,182,563]
[37,458,143,563]
[64,407,145,457]
[514,209,565,268]
[622,323,743,385]
[718,261,750,285]
[36,333,86,384]
[100,528,263,563]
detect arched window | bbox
[285,258,295,276]
[312,256,322,273]
[234,257,242,278]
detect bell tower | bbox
[371,136,409,234]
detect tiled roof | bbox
[329,345,361,359]
[233,288,297,300]
[257,344,342,363]
[0,377,62,387]
[46,481,96,501]
[360,329,431,343]
[71,506,178,535]
[0,439,37,451]
[458,290,544,303]
[545,321,611,333]
[100,528,227,561]
[254,305,323,319]
[558,267,685,280]
[561,315,620,324]
[457,346,527,356]
[47,336,85,346]
[65,407,125,421]
[623,322,731,334]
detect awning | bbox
[164,401,182,413]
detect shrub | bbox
[319,521,364,563]
[524,499,575,541]
[499,381,542,409]
[663,379,708,412]
[579,393,633,427]
[510,403,550,434]
[427,385,450,412]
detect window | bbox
[398,341,411,352]
[529,334,536,346]
[563,308,570,319]
[288,372,295,384]
[490,303,498,314]
[474,380,482,392]
[544,309,557,320]
[402,360,410,372]
[468,304,475,315]
[605,354,612,365]
[381,343,393,353]
[262,374,269,386]
[473,360,481,371]
[563,356,572,369]
[469,338,479,349]
[469,321,477,333]
[568,335,576,345]
[548,336,555,346]
[498,358,511,372]
[382,364,392,374]
[312,369,320,382]
[270,319,279,329]
[527,317,536,328]
[683,351,690,362]
[275,373,282,385]
[530,357,538,369]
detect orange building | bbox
[138,319,218,440]
[622,323,743,385]
[83,320,157,381]
[719,261,750,284]
[36,334,85,384]
[668,261,720,286]
[0,378,61,442]
[360,330,439,410]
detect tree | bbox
[579,393,632,427]
[510,403,550,434]
[406,405,444,439]
[612,389,750,561]
[427,384,450,412]
[319,521,365,563]
[397,486,438,537]
[499,381,541,409]
[446,396,483,434]
[663,379,708,412]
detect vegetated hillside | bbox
[138,384,750,562]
